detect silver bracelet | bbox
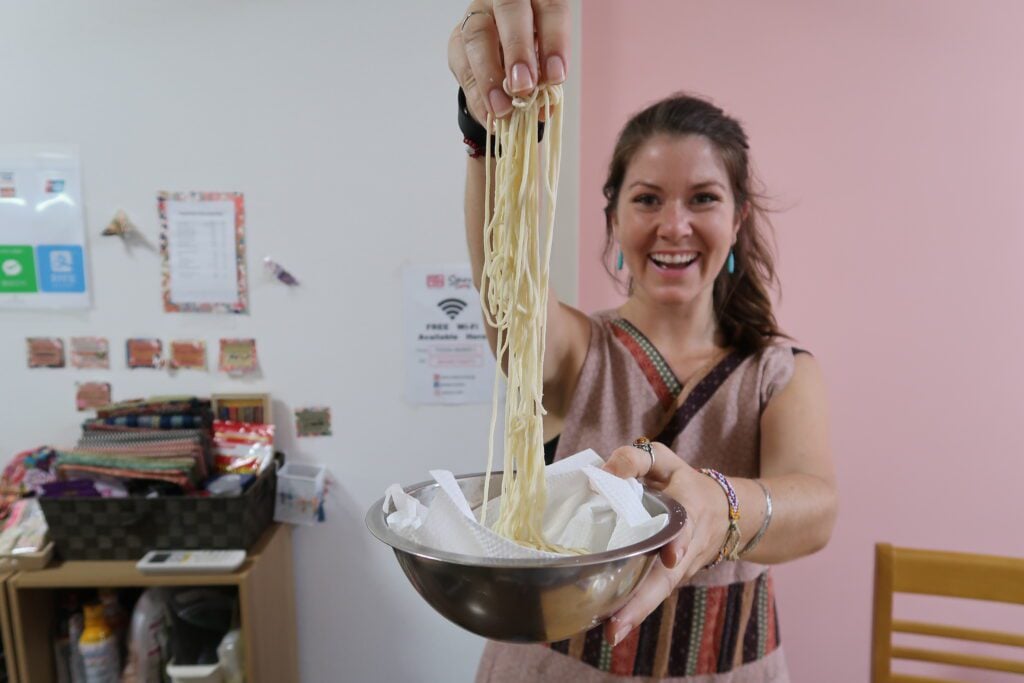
[739,479,772,557]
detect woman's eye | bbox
[632,194,659,207]
[692,192,720,205]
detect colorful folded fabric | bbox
[85,414,205,429]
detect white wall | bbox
[0,2,580,681]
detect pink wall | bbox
[580,2,1024,680]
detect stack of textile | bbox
[54,397,212,493]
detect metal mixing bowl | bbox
[365,471,686,643]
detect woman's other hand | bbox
[601,441,732,647]
[447,0,570,125]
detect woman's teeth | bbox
[650,253,699,269]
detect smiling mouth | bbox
[649,253,700,271]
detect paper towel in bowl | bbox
[382,450,668,559]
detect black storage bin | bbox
[39,454,281,560]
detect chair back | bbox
[871,542,1024,682]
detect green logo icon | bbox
[0,246,38,293]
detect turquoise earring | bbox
[727,250,735,274]
[616,250,624,272]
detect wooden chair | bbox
[871,543,1024,682]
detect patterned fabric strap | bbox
[549,570,780,677]
[608,319,683,409]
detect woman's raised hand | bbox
[448,0,569,125]
[601,441,733,646]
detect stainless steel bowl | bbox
[366,471,686,643]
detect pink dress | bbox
[476,313,800,682]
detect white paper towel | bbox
[383,449,668,559]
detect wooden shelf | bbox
[5,524,298,683]
[0,571,16,683]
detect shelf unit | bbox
[0,571,16,683]
[5,523,297,682]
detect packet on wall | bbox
[212,420,274,474]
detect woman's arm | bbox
[735,352,838,563]
[601,352,838,645]
[450,1,589,416]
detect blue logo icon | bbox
[36,245,85,292]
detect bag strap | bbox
[654,350,749,446]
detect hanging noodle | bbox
[478,83,564,552]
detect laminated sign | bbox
[0,145,90,309]
[402,263,496,405]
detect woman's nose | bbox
[658,200,693,238]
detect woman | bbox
[450,2,838,680]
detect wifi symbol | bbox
[438,298,467,319]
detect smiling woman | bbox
[449,1,837,681]
[602,100,785,355]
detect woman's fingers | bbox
[449,26,488,123]
[456,3,512,119]
[675,528,715,581]
[491,0,538,96]
[603,441,683,484]
[450,0,570,121]
[531,0,570,84]
[605,557,687,647]
[659,530,687,569]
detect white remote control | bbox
[136,549,246,574]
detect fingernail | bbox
[488,88,512,117]
[510,62,534,93]
[488,87,512,117]
[611,621,632,647]
[546,56,566,84]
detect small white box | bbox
[274,462,327,525]
[166,660,223,683]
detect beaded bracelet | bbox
[739,479,772,557]
[700,468,741,569]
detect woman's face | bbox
[612,134,741,308]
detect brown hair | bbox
[602,93,786,354]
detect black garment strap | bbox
[543,434,560,466]
[458,87,545,155]
[654,350,749,446]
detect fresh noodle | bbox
[478,84,564,552]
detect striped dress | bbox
[475,313,797,682]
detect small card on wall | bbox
[27,337,65,368]
[126,338,163,369]
[296,407,332,437]
[219,338,258,376]
[71,337,110,369]
[76,382,111,411]
[169,340,207,370]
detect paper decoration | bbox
[27,337,65,368]
[218,338,259,376]
[169,340,207,370]
[70,337,110,369]
[159,191,248,314]
[264,257,299,286]
[102,209,137,237]
[76,382,111,411]
[126,338,163,369]
[0,145,90,309]
[295,407,332,437]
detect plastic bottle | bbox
[124,588,168,683]
[78,603,120,683]
[217,629,244,683]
